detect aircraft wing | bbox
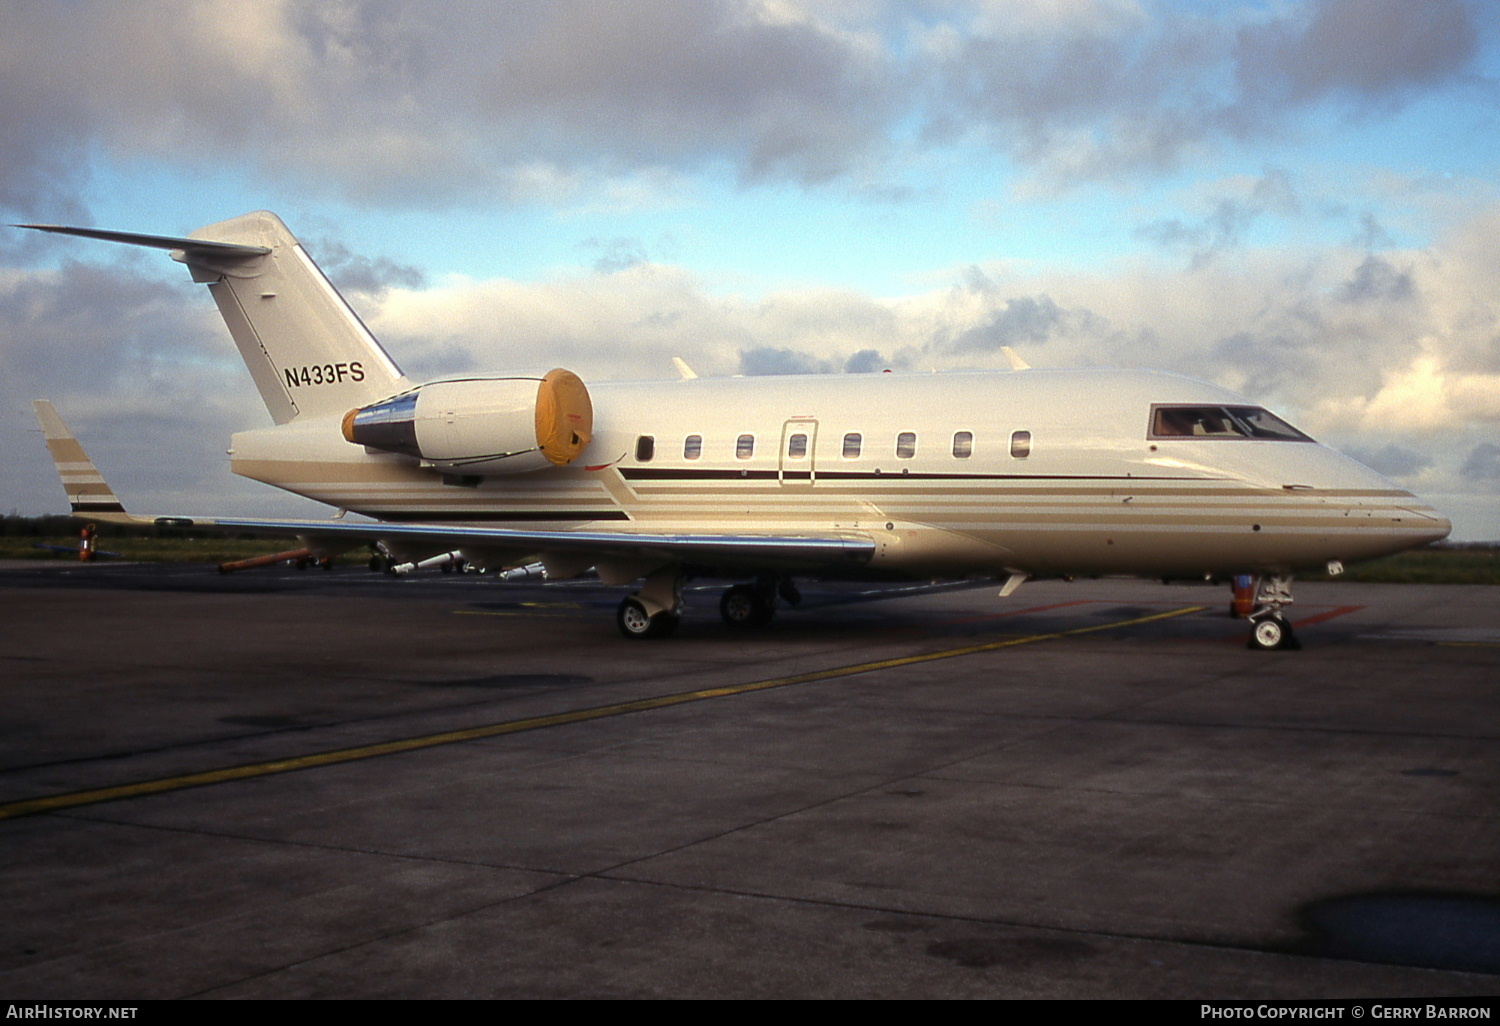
[32,400,874,576]
[151,513,874,573]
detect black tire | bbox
[617,598,679,639]
[1248,615,1295,650]
[720,584,774,628]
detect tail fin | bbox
[32,400,129,521]
[19,212,408,424]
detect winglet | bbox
[32,400,130,521]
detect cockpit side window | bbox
[1225,406,1314,441]
[1150,405,1312,442]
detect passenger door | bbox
[778,418,818,488]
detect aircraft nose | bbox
[1409,507,1453,544]
[1310,447,1454,548]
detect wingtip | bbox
[31,401,130,520]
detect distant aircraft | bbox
[22,212,1451,648]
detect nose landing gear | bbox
[1242,572,1300,650]
[1249,613,1296,650]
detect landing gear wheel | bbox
[617,598,679,640]
[1248,615,1298,651]
[720,584,774,628]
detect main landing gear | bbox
[617,572,802,639]
[616,596,680,639]
[616,565,683,640]
[720,576,800,629]
[1242,572,1300,651]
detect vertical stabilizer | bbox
[179,212,407,423]
[18,212,410,424]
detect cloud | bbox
[1135,169,1304,267]
[1334,255,1417,304]
[0,259,229,405]
[0,0,1489,221]
[1234,0,1479,107]
[0,0,903,218]
[1344,443,1434,479]
[307,238,428,295]
[460,1,899,186]
[946,295,1085,352]
[583,237,651,276]
[738,346,836,376]
[929,0,1484,186]
[843,348,886,373]
[0,255,300,517]
[1461,443,1500,481]
[356,207,1489,438]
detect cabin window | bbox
[1010,430,1031,458]
[787,433,808,460]
[636,435,655,462]
[683,434,702,460]
[736,434,755,460]
[842,432,862,459]
[896,432,917,459]
[1149,405,1313,442]
[952,431,973,459]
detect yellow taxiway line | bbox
[0,604,1203,821]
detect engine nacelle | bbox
[342,368,593,475]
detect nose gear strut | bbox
[1244,572,1299,650]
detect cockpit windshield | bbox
[1150,405,1313,442]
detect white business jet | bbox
[22,212,1451,648]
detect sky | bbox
[2,0,1498,540]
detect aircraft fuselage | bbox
[229,367,1451,580]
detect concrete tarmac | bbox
[0,561,1497,999]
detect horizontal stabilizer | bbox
[14,224,270,258]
